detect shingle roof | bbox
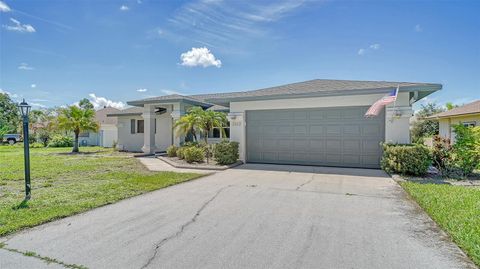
[106,107,144,117]
[126,79,442,107]
[200,79,441,101]
[95,107,120,124]
[430,100,480,118]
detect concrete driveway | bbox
[0,164,475,269]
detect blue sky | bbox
[1,0,479,110]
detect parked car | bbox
[3,134,22,145]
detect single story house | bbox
[429,100,479,143]
[77,106,119,147]
[108,79,441,168]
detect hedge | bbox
[380,143,431,176]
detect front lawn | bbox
[0,146,201,236]
[401,182,480,266]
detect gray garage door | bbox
[246,106,385,168]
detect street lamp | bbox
[18,99,32,200]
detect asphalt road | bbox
[0,164,475,269]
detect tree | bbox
[445,102,458,110]
[78,98,94,110]
[57,105,99,152]
[411,103,445,143]
[173,113,199,142]
[0,93,20,134]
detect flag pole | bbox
[390,84,400,122]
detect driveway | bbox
[0,164,475,269]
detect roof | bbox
[429,100,480,119]
[127,94,215,107]
[125,79,442,107]
[107,107,144,117]
[95,107,120,124]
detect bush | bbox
[30,142,45,148]
[432,135,452,175]
[176,147,187,159]
[184,146,205,163]
[47,135,73,147]
[166,145,178,157]
[451,124,480,176]
[214,140,239,165]
[381,143,431,176]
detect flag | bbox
[365,86,399,117]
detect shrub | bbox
[30,142,45,148]
[432,135,452,175]
[381,143,431,176]
[47,135,73,147]
[214,140,239,165]
[176,147,187,159]
[451,124,480,176]
[184,146,205,163]
[166,145,178,157]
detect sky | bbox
[0,0,479,110]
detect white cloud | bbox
[137,88,148,92]
[161,89,183,95]
[159,0,310,48]
[357,48,366,56]
[358,44,381,56]
[88,93,126,109]
[31,84,36,88]
[18,63,34,70]
[3,18,36,33]
[120,5,129,11]
[0,1,11,12]
[30,102,46,108]
[180,47,222,67]
[414,24,423,32]
[0,88,19,98]
[369,43,380,50]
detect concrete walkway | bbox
[137,156,212,174]
[0,164,475,269]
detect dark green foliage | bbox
[451,124,480,176]
[411,103,445,143]
[183,146,205,163]
[176,146,187,159]
[381,143,431,175]
[432,135,452,175]
[47,134,74,147]
[166,145,177,157]
[214,140,239,165]
[0,93,20,133]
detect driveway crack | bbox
[140,185,232,269]
[0,243,87,269]
[296,174,315,190]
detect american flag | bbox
[365,85,399,117]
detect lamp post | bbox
[18,99,32,200]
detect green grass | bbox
[0,145,201,236]
[401,182,480,266]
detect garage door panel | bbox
[247,106,384,168]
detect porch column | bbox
[142,105,156,154]
[170,110,184,146]
[227,112,245,161]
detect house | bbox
[77,106,120,147]
[429,100,479,143]
[108,79,441,168]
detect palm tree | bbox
[57,105,99,152]
[173,113,199,142]
[196,109,228,145]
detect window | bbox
[208,122,230,139]
[137,120,144,133]
[130,119,136,134]
[463,121,476,127]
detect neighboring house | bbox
[108,79,441,168]
[429,100,480,143]
[78,106,120,147]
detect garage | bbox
[246,106,385,168]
